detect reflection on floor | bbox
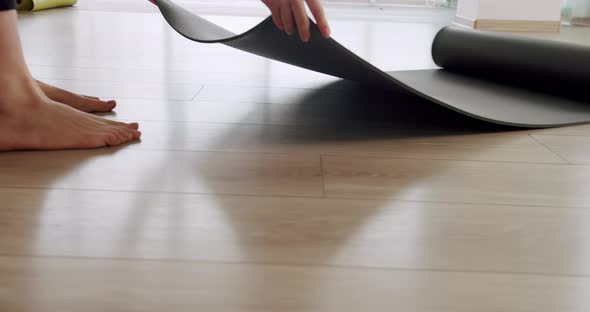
[3,2,590,311]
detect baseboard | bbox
[571,17,590,26]
[453,16,560,33]
[453,15,476,28]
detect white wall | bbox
[456,0,479,19]
[457,0,562,21]
[478,0,561,20]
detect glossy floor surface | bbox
[3,2,590,311]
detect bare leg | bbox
[0,10,141,151]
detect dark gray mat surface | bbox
[155,0,590,128]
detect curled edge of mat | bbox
[155,0,396,87]
[155,0,590,128]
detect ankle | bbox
[0,72,35,91]
[0,75,45,112]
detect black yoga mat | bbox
[155,0,590,128]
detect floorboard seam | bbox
[319,155,327,197]
[190,83,206,101]
[68,141,575,165]
[528,134,572,164]
[1,253,589,279]
[3,185,590,210]
[529,133,590,138]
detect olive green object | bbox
[17,0,78,11]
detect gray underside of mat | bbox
[156,0,590,128]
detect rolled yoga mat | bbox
[17,0,77,11]
[154,0,590,128]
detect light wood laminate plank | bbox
[120,120,565,163]
[0,149,322,197]
[2,188,590,275]
[323,155,590,207]
[1,256,589,312]
[41,79,202,101]
[29,65,339,90]
[532,135,590,164]
[531,125,590,137]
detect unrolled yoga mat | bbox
[17,0,77,11]
[155,0,590,127]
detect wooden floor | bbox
[3,3,590,311]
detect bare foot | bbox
[35,79,117,113]
[0,79,141,151]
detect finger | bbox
[268,4,284,30]
[281,4,295,35]
[291,0,310,42]
[306,0,330,38]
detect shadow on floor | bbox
[1,79,528,304]
[235,79,518,144]
[180,81,526,299]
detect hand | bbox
[261,0,330,42]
